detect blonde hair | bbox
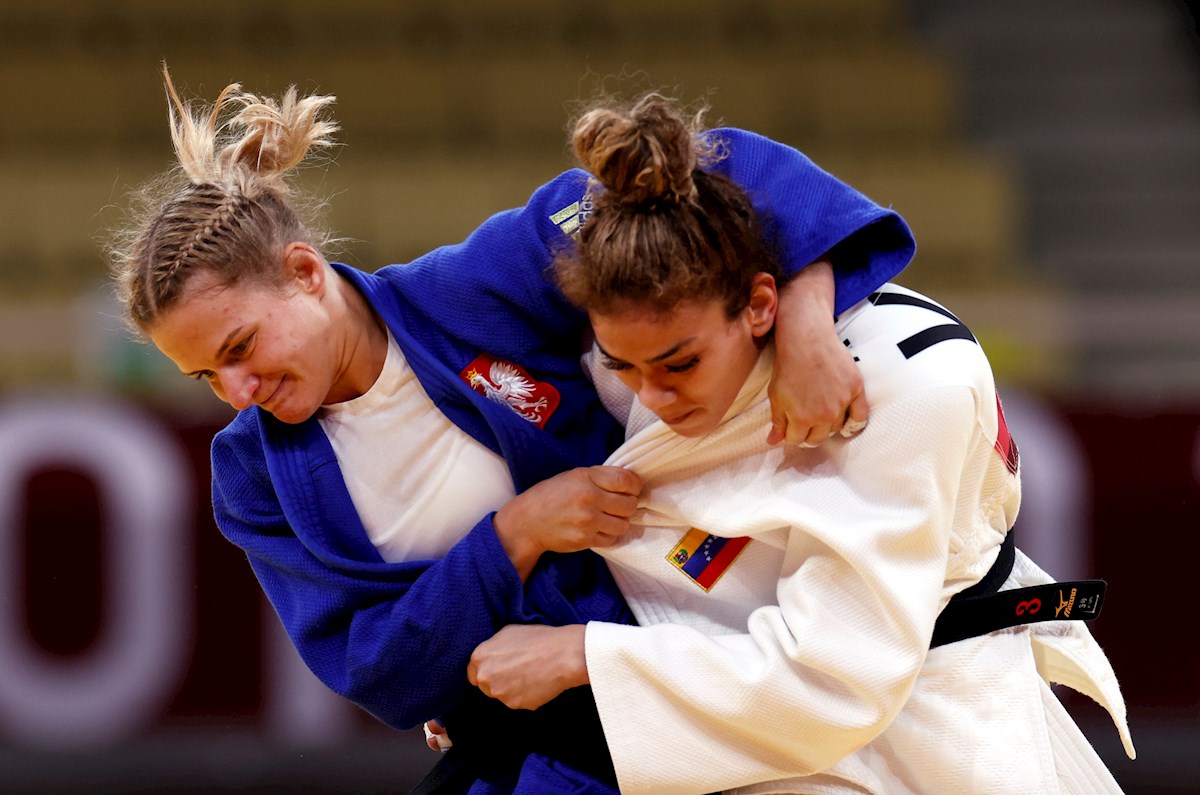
[109,65,340,333]
[554,93,780,318]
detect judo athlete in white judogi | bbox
[579,285,1134,794]
[466,95,1135,795]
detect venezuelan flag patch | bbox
[667,527,751,592]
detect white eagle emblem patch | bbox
[460,354,561,428]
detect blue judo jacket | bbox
[209,128,916,786]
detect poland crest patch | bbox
[460,354,561,428]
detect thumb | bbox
[588,465,642,496]
[767,410,786,446]
[839,392,869,438]
[848,391,868,425]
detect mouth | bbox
[260,377,285,410]
[662,408,697,426]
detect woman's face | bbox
[589,275,777,438]
[148,268,339,424]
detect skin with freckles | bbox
[147,243,387,424]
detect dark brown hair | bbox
[554,93,781,318]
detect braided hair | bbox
[109,65,339,333]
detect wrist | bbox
[492,507,541,581]
[778,260,836,333]
[559,624,590,689]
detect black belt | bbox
[409,747,476,795]
[931,530,1107,648]
[410,734,621,795]
[408,684,616,795]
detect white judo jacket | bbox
[585,284,1134,795]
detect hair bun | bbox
[224,87,339,194]
[573,95,698,210]
[162,64,338,199]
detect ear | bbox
[746,272,778,339]
[283,242,326,297]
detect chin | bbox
[667,414,718,437]
[686,423,721,438]
[272,411,311,425]
[267,399,319,425]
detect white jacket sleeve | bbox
[586,386,984,795]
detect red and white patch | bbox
[994,393,1019,475]
[460,354,560,429]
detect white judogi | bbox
[585,285,1133,795]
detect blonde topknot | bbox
[109,65,341,333]
[162,65,338,195]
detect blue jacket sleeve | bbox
[707,128,916,315]
[389,137,911,350]
[381,168,593,363]
[210,413,627,731]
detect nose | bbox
[216,366,260,411]
[636,376,676,412]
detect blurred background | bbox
[1,0,1198,792]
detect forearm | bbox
[775,258,836,340]
[401,168,592,337]
[707,127,915,313]
[770,258,866,445]
[468,623,590,711]
[492,466,642,582]
[219,499,527,728]
[492,507,541,581]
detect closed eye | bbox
[600,357,631,371]
[665,356,700,374]
[228,335,253,357]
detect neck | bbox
[325,270,388,404]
